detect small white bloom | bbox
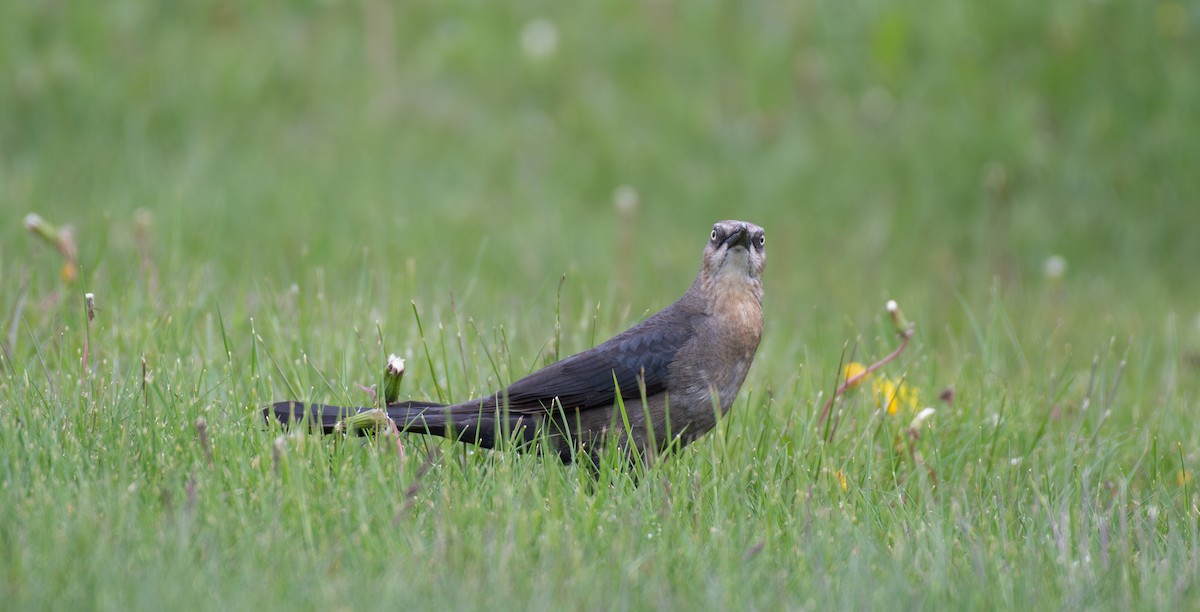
[521,18,558,61]
[1043,255,1067,280]
[909,407,935,430]
[886,300,898,314]
[387,354,406,375]
[613,185,638,213]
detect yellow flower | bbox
[843,362,869,388]
[1180,470,1192,486]
[61,261,79,283]
[835,469,848,492]
[873,377,920,415]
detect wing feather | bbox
[496,306,700,415]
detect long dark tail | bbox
[264,399,534,451]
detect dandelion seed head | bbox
[521,19,558,61]
[1043,255,1067,280]
[613,185,638,213]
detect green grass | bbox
[2,1,1199,609]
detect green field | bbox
[3,1,1199,609]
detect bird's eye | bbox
[757,234,765,247]
[710,229,718,242]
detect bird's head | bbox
[698,220,766,295]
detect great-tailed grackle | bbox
[267,220,765,464]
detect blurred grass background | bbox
[2,1,1199,609]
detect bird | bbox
[266,220,766,465]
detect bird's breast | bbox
[710,285,763,350]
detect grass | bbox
[2,1,1199,609]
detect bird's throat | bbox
[708,271,763,342]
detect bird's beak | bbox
[722,225,751,250]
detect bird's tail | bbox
[264,399,444,434]
[264,399,532,450]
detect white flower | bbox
[1043,255,1067,280]
[908,407,935,430]
[520,19,558,61]
[613,185,638,213]
[387,354,406,375]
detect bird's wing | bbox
[495,307,700,415]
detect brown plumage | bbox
[267,220,766,464]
